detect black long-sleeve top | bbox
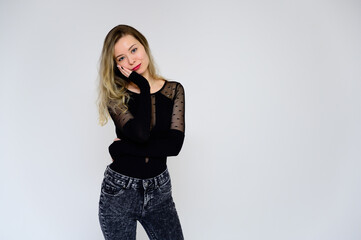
[108,71,185,179]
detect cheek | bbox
[137,52,145,61]
[142,53,149,64]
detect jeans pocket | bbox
[101,175,125,197]
[158,178,172,195]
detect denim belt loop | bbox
[154,178,158,189]
[126,178,133,189]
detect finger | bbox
[114,138,121,141]
[122,66,132,75]
[117,65,129,77]
[117,65,132,78]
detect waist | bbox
[103,165,170,190]
[109,155,167,179]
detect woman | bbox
[97,24,185,240]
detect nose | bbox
[128,56,135,65]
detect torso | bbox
[110,80,181,178]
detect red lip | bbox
[132,64,141,71]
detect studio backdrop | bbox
[1,0,360,239]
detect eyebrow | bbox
[115,44,136,59]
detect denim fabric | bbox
[98,165,184,240]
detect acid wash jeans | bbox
[98,165,184,240]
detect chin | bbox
[138,68,147,76]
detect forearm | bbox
[117,72,151,142]
[109,129,185,158]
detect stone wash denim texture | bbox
[98,165,184,240]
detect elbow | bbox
[170,139,184,156]
[171,149,181,157]
[108,141,120,160]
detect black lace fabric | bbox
[159,82,185,132]
[162,82,185,132]
[108,100,133,129]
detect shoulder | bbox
[164,80,185,91]
[160,80,185,99]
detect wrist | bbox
[129,72,150,92]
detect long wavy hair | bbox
[97,24,163,126]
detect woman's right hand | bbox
[117,65,132,78]
[117,65,150,93]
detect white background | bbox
[1,0,361,239]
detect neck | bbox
[142,72,156,84]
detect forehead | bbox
[114,35,140,56]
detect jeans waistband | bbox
[104,165,170,190]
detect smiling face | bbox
[114,34,150,78]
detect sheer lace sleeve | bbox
[170,83,185,132]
